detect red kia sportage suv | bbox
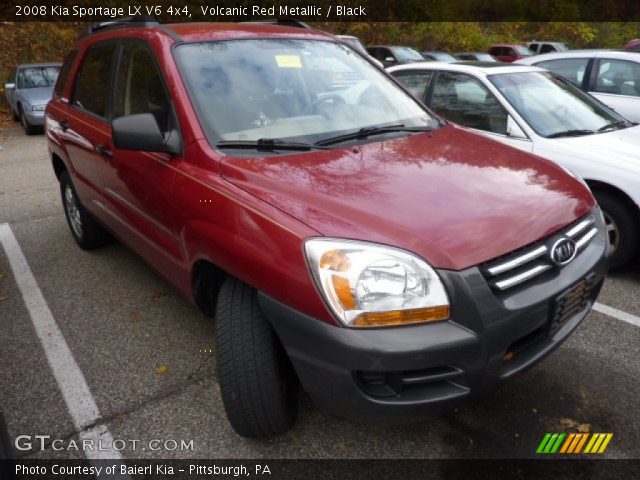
[46,18,608,438]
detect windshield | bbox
[476,53,497,61]
[393,47,424,61]
[17,66,60,89]
[432,53,457,61]
[174,39,437,146]
[490,71,624,137]
[513,45,533,56]
[339,37,368,56]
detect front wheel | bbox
[60,171,112,250]
[215,277,298,438]
[595,191,640,270]
[19,107,38,135]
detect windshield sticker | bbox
[275,55,302,68]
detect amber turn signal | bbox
[352,305,450,327]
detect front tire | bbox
[595,191,640,270]
[60,171,112,250]
[215,277,298,438]
[19,106,38,135]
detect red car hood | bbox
[220,125,594,270]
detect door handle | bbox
[59,119,69,131]
[96,144,113,158]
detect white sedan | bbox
[515,50,640,123]
[389,61,640,268]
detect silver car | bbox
[5,62,61,135]
[516,50,640,123]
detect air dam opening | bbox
[355,365,469,402]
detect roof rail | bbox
[85,16,159,36]
[243,19,311,29]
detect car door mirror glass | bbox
[112,113,179,155]
[506,116,527,139]
[4,83,15,90]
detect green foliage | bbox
[316,21,639,52]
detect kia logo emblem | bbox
[550,237,577,266]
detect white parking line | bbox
[593,302,640,328]
[0,223,125,463]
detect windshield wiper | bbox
[546,129,595,138]
[315,124,434,147]
[597,120,633,132]
[217,139,331,152]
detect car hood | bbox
[18,86,54,106]
[544,125,640,170]
[220,125,594,270]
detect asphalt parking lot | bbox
[0,121,639,460]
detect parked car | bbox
[455,52,498,62]
[527,41,571,54]
[516,50,640,122]
[623,39,640,52]
[336,34,383,68]
[367,45,424,68]
[48,18,607,438]
[389,60,640,268]
[420,51,457,62]
[4,62,61,135]
[488,44,533,63]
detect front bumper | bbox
[23,109,45,126]
[260,213,608,424]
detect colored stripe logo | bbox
[537,433,613,454]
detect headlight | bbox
[31,104,46,111]
[304,238,450,328]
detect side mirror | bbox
[4,83,15,90]
[112,113,181,155]
[384,56,397,63]
[506,115,527,139]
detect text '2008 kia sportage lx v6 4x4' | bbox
[46,18,608,438]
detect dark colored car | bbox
[367,45,424,68]
[623,39,640,52]
[47,18,607,438]
[489,44,533,62]
[420,51,457,62]
[455,52,498,62]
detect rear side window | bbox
[73,44,117,118]
[113,42,172,133]
[392,70,433,99]
[540,44,555,54]
[54,50,78,96]
[536,58,589,87]
[594,59,640,97]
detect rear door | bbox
[589,57,640,122]
[64,42,118,214]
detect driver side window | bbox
[430,71,508,134]
[113,42,172,133]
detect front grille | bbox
[482,214,598,291]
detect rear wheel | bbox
[594,191,640,270]
[60,171,112,250]
[215,277,298,438]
